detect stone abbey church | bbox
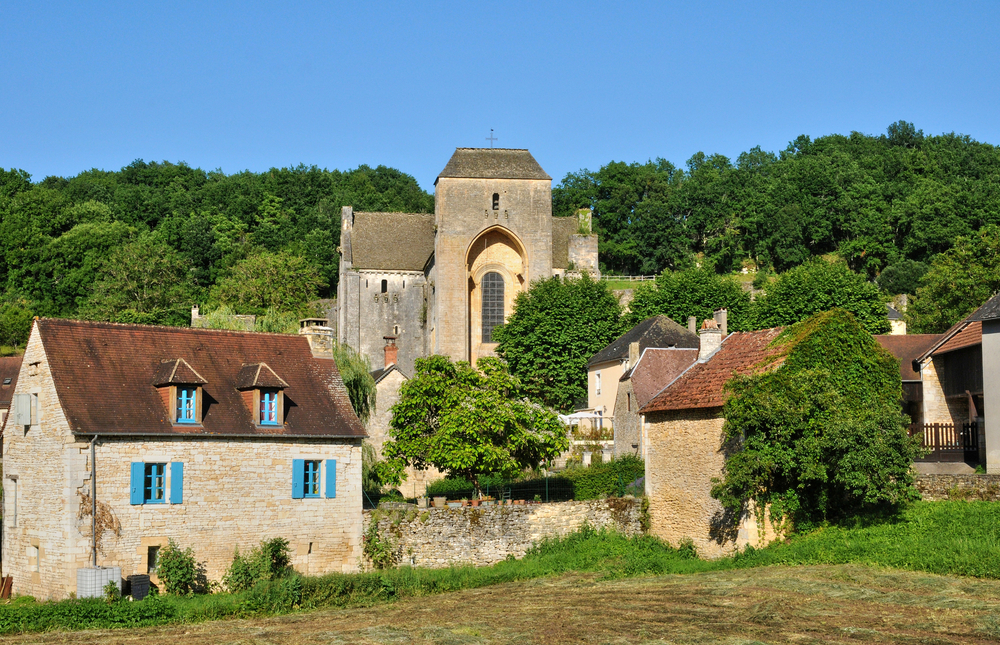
[337,148,599,377]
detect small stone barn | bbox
[2,318,366,600]
[640,326,783,558]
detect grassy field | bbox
[7,564,1000,644]
[5,501,1000,641]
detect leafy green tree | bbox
[876,259,928,295]
[381,356,568,496]
[493,274,623,411]
[211,251,326,315]
[711,309,920,530]
[80,236,197,325]
[0,300,33,348]
[626,267,753,330]
[907,225,1000,333]
[751,259,890,334]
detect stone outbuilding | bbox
[640,325,783,558]
[3,318,366,600]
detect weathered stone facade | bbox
[2,322,365,600]
[644,408,773,558]
[362,498,642,569]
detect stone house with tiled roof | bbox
[3,318,365,600]
[639,324,785,558]
[337,148,599,378]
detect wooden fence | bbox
[908,422,980,462]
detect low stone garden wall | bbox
[915,474,1000,501]
[362,498,644,569]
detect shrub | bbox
[223,538,292,593]
[157,539,198,595]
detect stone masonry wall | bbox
[915,474,1000,501]
[362,498,642,569]
[645,408,774,559]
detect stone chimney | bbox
[688,316,697,335]
[298,318,334,358]
[628,341,640,368]
[383,336,398,368]
[698,318,722,361]
[713,308,728,338]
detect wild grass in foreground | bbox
[3,500,1000,635]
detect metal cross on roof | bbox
[486,129,497,148]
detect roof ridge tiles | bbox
[36,317,301,340]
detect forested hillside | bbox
[0,161,433,343]
[554,121,1000,279]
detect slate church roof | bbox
[349,212,435,272]
[588,316,700,367]
[33,318,365,438]
[437,148,551,181]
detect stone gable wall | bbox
[362,498,642,569]
[915,474,1000,500]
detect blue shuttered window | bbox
[176,387,197,423]
[304,460,320,497]
[170,462,184,504]
[292,459,305,498]
[325,459,337,498]
[144,463,166,503]
[260,389,278,425]
[131,461,183,505]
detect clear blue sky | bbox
[3,1,998,191]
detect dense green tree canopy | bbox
[626,267,753,330]
[381,356,568,496]
[751,259,891,334]
[553,122,1000,279]
[712,309,920,530]
[907,224,1000,333]
[0,160,432,333]
[493,274,624,411]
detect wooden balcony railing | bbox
[908,422,980,463]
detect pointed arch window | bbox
[481,272,505,343]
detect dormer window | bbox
[153,358,208,426]
[236,362,289,427]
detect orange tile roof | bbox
[640,328,784,413]
[932,321,981,355]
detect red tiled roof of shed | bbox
[627,348,699,409]
[640,328,784,413]
[874,334,942,380]
[933,321,981,355]
[35,318,365,438]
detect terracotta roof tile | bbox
[933,321,981,356]
[874,334,942,380]
[235,363,290,390]
[35,318,364,438]
[628,348,699,408]
[640,328,785,413]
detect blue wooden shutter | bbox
[292,459,305,499]
[130,462,144,505]
[170,462,184,504]
[325,459,337,498]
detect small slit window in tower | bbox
[492,193,500,210]
[481,272,505,343]
[381,279,387,294]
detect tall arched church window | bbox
[481,272,505,343]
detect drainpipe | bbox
[90,435,97,568]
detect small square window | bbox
[176,387,197,423]
[260,389,279,425]
[304,460,320,498]
[144,463,166,503]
